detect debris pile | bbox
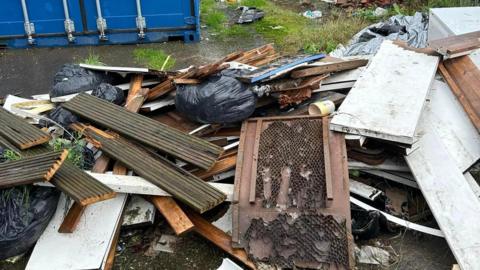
[1,13,480,270]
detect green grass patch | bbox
[51,137,86,169]
[81,52,104,65]
[133,48,176,70]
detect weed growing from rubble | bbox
[51,136,87,169]
[82,52,104,65]
[133,48,176,70]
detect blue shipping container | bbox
[0,0,200,48]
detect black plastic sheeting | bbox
[92,83,124,105]
[50,64,115,98]
[0,185,59,260]
[46,107,79,128]
[175,74,257,124]
[332,12,428,57]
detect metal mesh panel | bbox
[255,119,326,209]
[244,212,349,269]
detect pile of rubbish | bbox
[1,15,480,270]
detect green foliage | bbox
[50,137,86,169]
[350,170,360,178]
[133,48,176,70]
[82,52,104,65]
[2,149,20,161]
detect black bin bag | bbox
[0,186,59,260]
[175,75,257,124]
[50,64,113,98]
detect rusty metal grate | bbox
[244,212,349,269]
[255,119,326,209]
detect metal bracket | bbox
[24,22,35,45]
[136,16,146,39]
[96,18,108,41]
[184,16,196,25]
[64,19,76,43]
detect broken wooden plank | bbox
[429,30,480,59]
[0,107,51,149]
[149,196,194,235]
[291,59,368,78]
[173,78,201,84]
[194,155,237,180]
[331,40,440,145]
[0,150,68,188]
[126,74,144,104]
[92,154,111,173]
[58,202,87,233]
[185,209,256,269]
[63,94,223,170]
[439,56,480,131]
[405,131,480,269]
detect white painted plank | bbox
[349,179,383,201]
[331,40,439,145]
[348,156,410,172]
[361,169,419,189]
[86,173,234,201]
[79,63,150,73]
[350,197,444,237]
[405,131,480,270]
[26,194,127,270]
[412,80,480,172]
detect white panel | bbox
[331,40,439,144]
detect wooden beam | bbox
[185,209,256,269]
[173,78,201,84]
[58,202,86,233]
[291,59,368,78]
[126,74,144,104]
[92,154,111,174]
[149,196,194,235]
[194,155,237,180]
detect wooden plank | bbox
[429,30,480,58]
[185,209,256,269]
[440,56,480,131]
[112,161,128,175]
[330,40,439,145]
[173,78,201,84]
[149,196,194,235]
[405,131,480,269]
[126,74,144,103]
[194,154,237,180]
[291,59,368,78]
[92,154,111,173]
[26,194,127,270]
[58,202,87,233]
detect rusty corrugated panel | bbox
[232,115,353,269]
[0,107,51,150]
[62,94,223,170]
[0,150,68,188]
[83,129,226,213]
[17,143,116,206]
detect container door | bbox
[84,0,195,31]
[0,0,83,37]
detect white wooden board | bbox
[26,194,127,270]
[348,156,410,172]
[331,40,439,145]
[412,80,480,172]
[405,131,480,269]
[122,195,155,227]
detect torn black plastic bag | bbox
[0,186,59,260]
[45,107,79,128]
[92,83,125,105]
[175,75,257,124]
[50,64,114,98]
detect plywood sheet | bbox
[331,40,439,145]
[26,194,127,270]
